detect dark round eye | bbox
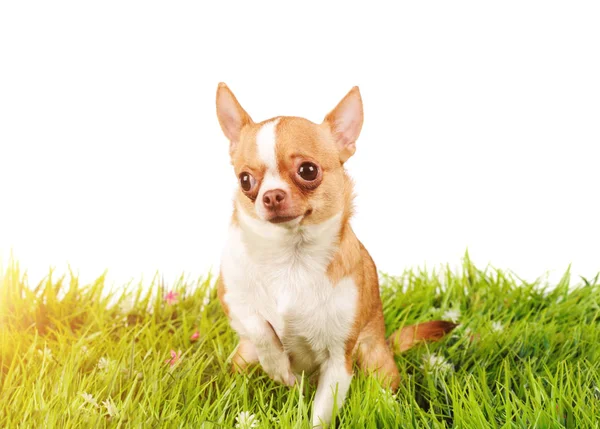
[239,172,256,192]
[297,162,318,181]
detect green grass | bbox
[1,256,599,428]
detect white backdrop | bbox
[1,1,599,288]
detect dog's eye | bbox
[239,172,256,192]
[297,162,318,181]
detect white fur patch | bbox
[312,356,353,426]
[256,119,280,171]
[221,210,354,365]
[254,119,289,221]
[222,208,355,425]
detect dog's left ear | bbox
[323,86,363,163]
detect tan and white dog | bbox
[215,83,456,427]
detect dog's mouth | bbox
[268,209,313,225]
[269,215,301,224]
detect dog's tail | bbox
[387,321,458,354]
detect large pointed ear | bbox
[216,82,254,156]
[323,86,363,163]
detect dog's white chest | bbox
[221,217,357,374]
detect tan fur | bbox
[388,321,458,355]
[325,212,456,388]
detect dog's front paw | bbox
[259,351,296,386]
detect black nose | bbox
[263,189,286,209]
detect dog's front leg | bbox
[312,353,353,427]
[232,313,296,386]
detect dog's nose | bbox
[263,189,286,209]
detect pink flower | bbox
[164,291,179,305]
[190,330,200,342]
[165,350,182,367]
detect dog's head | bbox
[216,83,363,227]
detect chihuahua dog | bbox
[216,83,456,427]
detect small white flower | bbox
[429,307,440,315]
[80,345,90,356]
[80,392,99,408]
[421,353,453,375]
[442,308,461,323]
[102,398,119,418]
[491,321,504,333]
[377,388,397,406]
[97,357,112,371]
[200,293,211,311]
[119,297,135,314]
[37,346,53,359]
[235,411,259,429]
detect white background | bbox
[1,1,599,288]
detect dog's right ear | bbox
[216,83,254,157]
